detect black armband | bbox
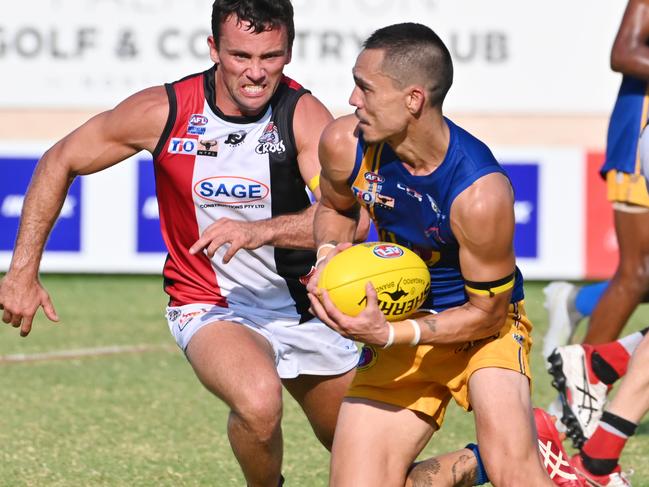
[465,272,515,298]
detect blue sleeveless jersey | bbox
[348,117,525,312]
[601,75,649,177]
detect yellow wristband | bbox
[307,173,320,192]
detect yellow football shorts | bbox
[347,301,532,428]
[606,170,649,208]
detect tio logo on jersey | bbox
[168,138,197,154]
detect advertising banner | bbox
[0,143,615,279]
[0,0,625,114]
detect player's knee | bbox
[232,381,283,441]
[617,259,649,290]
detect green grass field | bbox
[1,275,648,486]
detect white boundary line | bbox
[0,343,178,364]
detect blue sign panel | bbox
[502,163,539,258]
[0,157,81,252]
[137,158,166,253]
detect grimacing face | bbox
[349,48,411,144]
[209,14,292,117]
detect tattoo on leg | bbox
[451,454,477,487]
[409,458,441,487]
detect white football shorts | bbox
[166,303,359,379]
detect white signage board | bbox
[0,0,626,114]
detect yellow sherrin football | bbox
[318,242,430,321]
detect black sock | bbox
[580,411,637,476]
[580,451,619,476]
[591,351,619,385]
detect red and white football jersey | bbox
[153,66,315,322]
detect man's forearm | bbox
[409,297,510,345]
[254,203,318,250]
[313,202,359,248]
[9,158,73,276]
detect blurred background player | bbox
[548,327,648,447]
[543,62,649,482]
[0,1,366,486]
[307,22,560,487]
[543,0,649,360]
[545,328,649,486]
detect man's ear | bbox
[208,35,220,64]
[406,86,426,115]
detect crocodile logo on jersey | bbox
[197,139,218,157]
[256,122,286,155]
[225,130,247,146]
[194,176,270,205]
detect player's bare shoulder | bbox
[103,85,170,153]
[293,92,333,153]
[451,172,515,247]
[319,115,360,171]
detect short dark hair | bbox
[363,23,453,108]
[211,0,295,49]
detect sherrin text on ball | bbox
[317,242,430,321]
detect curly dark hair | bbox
[211,0,295,48]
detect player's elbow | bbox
[41,140,79,178]
[610,55,626,74]
[610,46,636,75]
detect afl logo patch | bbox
[188,114,208,135]
[356,345,377,371]
[189,114,208,126]
[372,244,404,259]
[194,176,270,205]
[364,172,384,184]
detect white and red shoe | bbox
[547,344,608,448]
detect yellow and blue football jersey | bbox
[348,117,525,312]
